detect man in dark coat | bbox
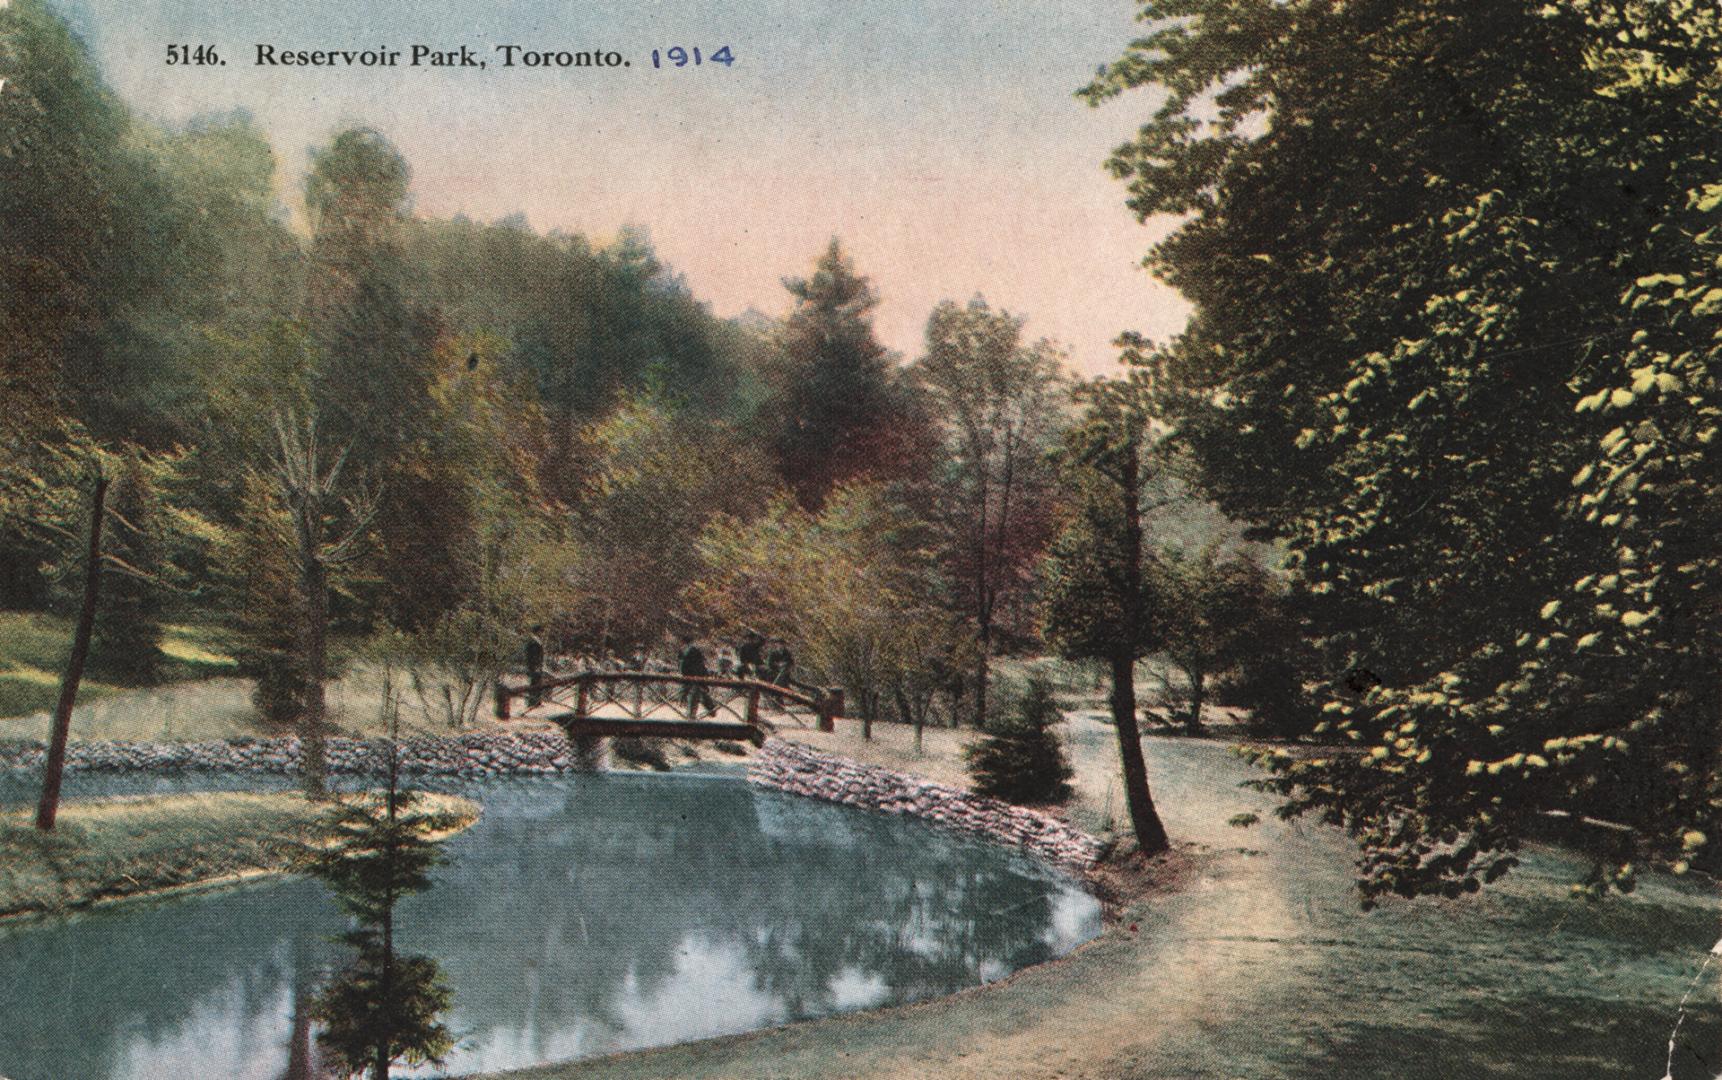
[765,638,795,688]
[525,626,546,707]
[679,636,716,717]
[736,630,765,679]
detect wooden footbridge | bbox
[495,671,841,746]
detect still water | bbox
[0,770,1100,1079]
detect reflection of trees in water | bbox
[0,775,1085,1077]
[0,879,341,1080]
[403,775,1080,1055]
[743,844,1067,1018]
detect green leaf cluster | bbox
[1089,0,1722,900]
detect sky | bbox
[55,0,1190,377]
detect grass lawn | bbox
[0,612,493,742]
[0,790,479,920]
[0,611,238,719]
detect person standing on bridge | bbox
[736,630,765,679]
[679,636,716,717]
[765,637,795,688]
[524,626,546,708]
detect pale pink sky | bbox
[66,0,1193,377]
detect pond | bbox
[0,770,1100,1079]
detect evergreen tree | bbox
[304,737,456,1079]
[965,678,1074,804]
[768,240,931,508]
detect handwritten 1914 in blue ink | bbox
[651,46,734,69]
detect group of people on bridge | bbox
[520,627,798,713]
[676,630,796,717]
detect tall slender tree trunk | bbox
[1114,433,1169,854]
[972,461,991,730]
[296,506,330,798]
[37,473,109,831]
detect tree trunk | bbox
[895,688,924,755]
[973,469,992,730]
[1185,667,1206,735]
[1113,431,1169,854]
[296,507,330,799]
[1110,651,1168,854]
[36,473,108,832]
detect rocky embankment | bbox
[749,737,1107,873]
[0,730,602,778]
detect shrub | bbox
[965,678,1073,804]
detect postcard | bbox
[1,1,1717,1078]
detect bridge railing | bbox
[495,670,842,733]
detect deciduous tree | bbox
[1085,0,1722,898]
[913,298,1066,728]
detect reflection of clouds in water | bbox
[827,965,891,1010]
[1042,888,1103,953]
[751,790,860,847]
[0,774,1097,1080]
[116,978,294,1080]
[611,933,785,1051]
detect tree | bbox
[913,298,1066,728]
[690,484,971,738]
[0,0,128,449]
[1142,543,1279,734]
[264,414,377,797]
[965,678,1075,805]
[4,433,208,830]
[303,690,456,1079]
[563,394,778,651]
[1042,378,1170,854]
[1085,0,1722,899]
[767,240,932,508]
[34,467,105,833]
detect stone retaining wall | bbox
[748,737,1107,874]
[0,730,600,778]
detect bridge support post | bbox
[569,733,607,771]
[574,676,590,720]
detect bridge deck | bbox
[550,714,767,747]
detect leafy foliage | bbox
[691,484,973,730]
[1040,379,1171,852]
[1142,543,1283,733]
[913,298,1067,724]
[1087,0,1722,899]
